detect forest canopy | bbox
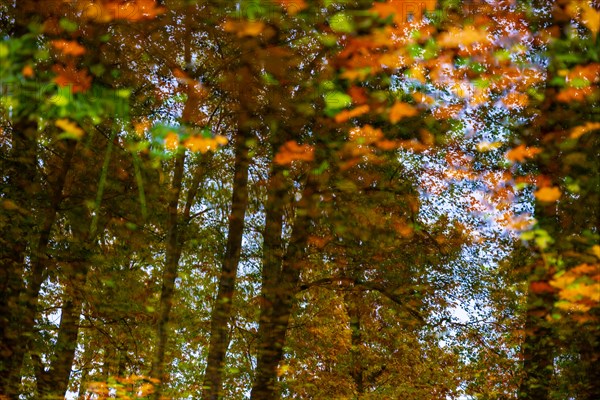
[0,0,598,399]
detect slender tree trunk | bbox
[579,318,600,400]
[150,152,186,398]
[251,176,317,400]
[201,126,251,400]
[37,262,90,399]
[345,291,364,396]
[0,119,38,398]
[5,140,77,394]
[76,335,91,400]
[517,276,554,400]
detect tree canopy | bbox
[0,0,598,399]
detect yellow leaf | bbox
[534,186,561,202]
[581,2,600,37]
[389,102,418,124]
[183,135,227,153]
[2,199,18,210]
[476,141,502,152]
[591,245,600,259]
[215,135,228,146]
[138,383,155,396]
[55,119,84,139]
[438,26,490,48]
[341,69,370,81]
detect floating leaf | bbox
[505,144,542,162]
[329,12,354,33]
[571,122,600,139]
[277,0,308,15]
[223,19,265,37]
[164,132,179,150]
[334,104,369,123]
[52,40,86,56]
[21,65,34,78]
[52,63,92,93]
[274,141,314,165]
[389,102,418,123]
[324,91,352,110]
[534,186,561,202]
[55,119,84,139]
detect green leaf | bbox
[324,91,352,110]
[329,12,354,33]
[0,43,9,58]
[59,18,78,33]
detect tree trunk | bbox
[37,262,90,399]
[0,119,38,398]
[251,176,316,400]
[517,279,554,400]
[201,126,251,400]
[346,291,364,396]
[6,140,77,394]
[150,151,186,398]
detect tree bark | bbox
[37,261,90,399]
[150,151,186,398]
[201,126,251,400]
[517,276,554,400]
[345,291,364,396]
[0,118,38,398]
[5,140,77,395]
[251,175,317,400]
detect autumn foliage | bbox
[0,0,599,399]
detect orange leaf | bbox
[223,19,265,37]
[438,26,490,48]
[334,105,370,123]
[530,280,555,294]
[534,186,561,202]
[22,65,34,78]
[164,132,179,150]
[349,125,382,144]
[134,120,151,136]
[51,40,86,56]
[348,86,368,104]
[570,122,600,139]
[556,86,594,102]
[503,92,529,109]
[183,136,225,153]
[389,102,418,123]
[505,144,542,162]
[274,141,314,165]
[52,63,92,93]
[432,104,462,119]
[104,0,165,21]
[276,0,307,15]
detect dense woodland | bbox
[0,0,598,399]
